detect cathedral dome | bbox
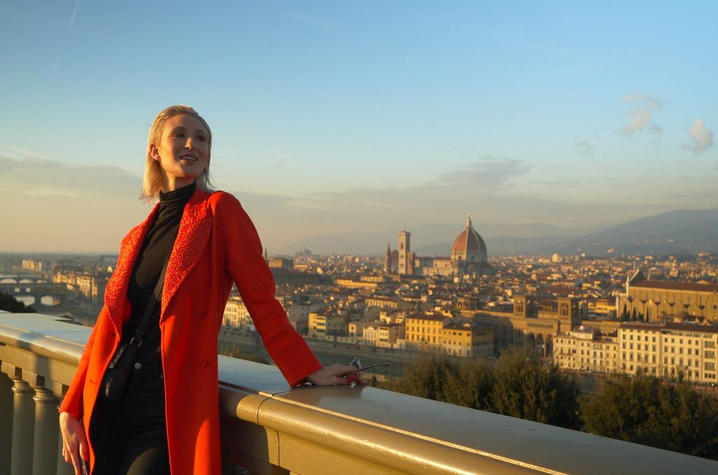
[450,216,487,263]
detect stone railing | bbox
[2,312,718,474]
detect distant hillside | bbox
[280,208,718,256]
[545,208,718,256]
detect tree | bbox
[391,348,581,430]
[442,359,494,410]
[490,347,581,429]
[582,375,718,460]
[397,355,458,401]
[0,292,36,313]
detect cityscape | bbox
[2,1,718,472]
[4,214,718,387]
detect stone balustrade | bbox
[2,311,718,474]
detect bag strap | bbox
[129,254,170,348]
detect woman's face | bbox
[150,113,210,190]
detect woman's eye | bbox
[197,135,207,142]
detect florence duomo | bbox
[384,215,491,277]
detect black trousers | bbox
[90,359,171,475]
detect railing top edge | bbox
[0,313,87,364]
[261,384,717,474]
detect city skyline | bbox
[1,1,716,253]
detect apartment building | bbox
[405,313,446,350]
[553,326,618,373]
[441,322,493,358]
[619,322,718,383]
[554,321,718,384]
[222,296,252,329]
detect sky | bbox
[1,1,716,254]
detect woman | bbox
[59,105,358,475]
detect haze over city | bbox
[1,1,716,253]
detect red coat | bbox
[59,189,322,474]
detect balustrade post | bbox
[32,387,59,475]
[11,379,35,475]
[0,372,13,475]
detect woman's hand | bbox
[306,364,366,386]
[59,411,89,475]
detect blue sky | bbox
[1,1,716,253]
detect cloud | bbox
[621,93,660,135]
[68,0,81,30]
[437,159,530,190]
[683,119,714,155]
[0,155,148,252]
[577,140,593,156]
[268,147,293,163]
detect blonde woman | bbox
[59,105,357,474]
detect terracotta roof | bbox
[451,217,487,254]
[631,280,718,292]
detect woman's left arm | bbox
[213,192,344,386]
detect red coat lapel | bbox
[161,189,213,321]
[104,203,160,334]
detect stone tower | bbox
[398,230,411,275]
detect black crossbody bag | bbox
[102,257,169,401]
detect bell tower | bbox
[398,230,410,275]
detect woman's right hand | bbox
[59,411,89,474]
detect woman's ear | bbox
[149,143,160,162]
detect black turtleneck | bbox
[124,182,196,361]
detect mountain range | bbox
[280,207,718,256]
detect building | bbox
[618,322,718,383]
[377,323,405,348]
[467,295,580,351]
[554,321,718,384]
[449,216,489,276]
[616,272,718,323]
[223,296,252,329]
[405,313,446,350]
[21,259,43,272]
[308,312,346,336]
[336,279,379,290]
[398,230,413,275]
[364,296,402,310]
[286,299,322,334]
[387,217,491,278]
[53,268,109,304]
[553,326,618,373]
[268,257,293,270]
[361,322,405,348]
[441,322,493,357]
[348,320,373,337]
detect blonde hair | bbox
[141,105,214,201]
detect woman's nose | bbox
[184,137,195,149]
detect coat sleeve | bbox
[213,192,322,386]
[58,319,100,418]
